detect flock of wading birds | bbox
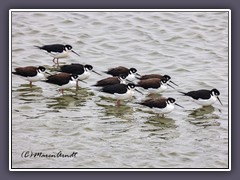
[12,44,223,117]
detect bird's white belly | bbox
[120,80,127,84]
[51,51,69,59]
[114,90,134,100]
[126,74,135,81]
[78,72,91,80]
[148,85,167,93]
[59,81,76,90]
[193,96,217,106]
[25,73,45,82]
[153,104,174,114]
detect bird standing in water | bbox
[35,44,80,66]
[12,66,47,88]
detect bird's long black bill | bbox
[126,79,133,83]
[175,103,184,108]
[78,79,87,84]
[71,50,80,56]
[92,70,101,76]
[136,73,141,77]
[217,97,223,106]
[167,83,175,89]
[135,88,144,95]
[45,71,52,75]
[170,80,178,86]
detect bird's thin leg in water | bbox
[116,100,121,106]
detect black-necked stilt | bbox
[12,66,47,88]
[100,83,143,106]
[179,89,223,106]
[136,78,175,93]
[104,66,140,81]
[93,74,128,87]
[138,74,178,86]
[45,72,79,95]
[140,97,184,117]
[60,63,101,81]
[35,44,80,66]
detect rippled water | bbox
[11,11,229,169]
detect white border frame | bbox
[9,9,231,171]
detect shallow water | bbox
[11,11,229,169]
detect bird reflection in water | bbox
[143,115,178,140]
[46,88,93,109]
[189,106,215,117]
[14,84,43,93]
[13,84,43,103]
[96,97,134,119]
[187,106,221,127]
[145,115,177,128]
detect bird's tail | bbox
[178,91,187,95]
[102,70,109,74]
[92,84,102,87]
[34,45,42,49]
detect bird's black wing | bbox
[141,98,167,108]
[13,66,37,77]
[94,77,119,86]
[60,64,84,74]
[46,73,71,86]
[35,44,65,53]
[105,66,129,76]
[137,79,160,89]
[153,98,168,108]
[180,90,211,100]
[101,84,127,94]
[139,74,162,80]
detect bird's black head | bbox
[37,66,46,72]
[211,89,220,96]
[161,78,168,84]
[127,83,136,89]
[119,74,127,80]
[129,68,137,74]
[167,97,184,108]
[71,74,79,80]
[65,44,73,50]
[211,89,223,106]
[128,83,143,94]
[163,75,171,81]
[167,97,176,104]
[84,64,93,71]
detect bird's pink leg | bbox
[116,100,121,106]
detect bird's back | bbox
[94,77,119,86]
[137,78,160,89]
[46,73,71,86]
[60,64,84,74]
[105,66,129,76]
[181,90,211,100]
[13,66,37,77]
[141,97,167,108]
[102,84,127,94]
[36,44,65,53]
[139,74,162,80]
